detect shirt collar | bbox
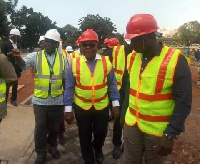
[9,39,13,44]
[84,54,102,61]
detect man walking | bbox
[122,14,192,163]
[1,28,22,106]
[0,54,17,122]
[0,53,17,163]
[11,29,68,164]
[64,29,120,164]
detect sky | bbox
[16,0,200,34]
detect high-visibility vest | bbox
[62,49,68,58]
[125,46,190,136]
[34,50,65,98]
[0,79,6,103]
[112,45,125,90]
[69,51,80,62]
[62,49,69,66]
[72,55,112,110]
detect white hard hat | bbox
[44,29,60,42]
[66,46,73,52]
[38,35,45,44]
[10,29,21,36]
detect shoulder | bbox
[0,54,9,63]
[2,40,11,46]
[0,54,13,69]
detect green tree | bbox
[10,6,57,48]
[0,0,18,39]
[62,24,80,48]
[177,21,200,45]
[78,14,117,43]
[5,0,18,15]
[111,32,124,44]
[0,0,8,39]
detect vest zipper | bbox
[91,77,95,105]
[135,60,142,122]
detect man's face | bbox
[44,38,59,54]
[80,41,98,60]
[130,36,144,53]
[40,41,45,50]
[11,35,20,43]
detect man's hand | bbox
[12,49,21,58]
[64,112,74,125]
[111,106,119,121]
[158,134,174,156]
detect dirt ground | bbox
[11,65,200,164]
[8,69,34,103]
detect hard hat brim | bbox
[124,33,142,40]
[155,31,162,38]
[124,30,160,40]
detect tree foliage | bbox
[5,0,18,15]
[78,14,117,43]
[177,21,200,45]
[0,0,18,39]
[62,24,80,48]
[10,6,57,48]
[0,0,8,39]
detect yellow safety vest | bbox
[125,46,190,136]
[69,51,80,62]
[112,45,125,90]
[62,49,69,66]
[34,50,65,98]
[72,55,112,110]
[0,79,6,103]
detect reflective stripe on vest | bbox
[0,79,6,103]
[69,51,80,61]
[125,46,190,136]
[34,50,65,98]
[62,50,69,66]
[112,45,125,90]
[72,55,112,110]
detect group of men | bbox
[0,13,192,164]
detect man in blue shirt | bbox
[64,29,120,164]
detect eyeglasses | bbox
[45,38,58,45]
[81,43,97,48]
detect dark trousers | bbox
[74,104,109,164]
[46,113,65,137]
[112,89,125,147]
[58,117,65,137]
[123,124,163,164]
[6,79,18,102]
[33,104,63,155]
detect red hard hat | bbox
[75,36,82,46]
[103,38,109,44]
[107,38,120,48]
[124,14,159,40]
[80,29,99,42]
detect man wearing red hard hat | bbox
[121,14,192,163]
[64,29,120,164]
[68,35,82,62]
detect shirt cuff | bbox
[65,106,72,112]
[112,100,120,107]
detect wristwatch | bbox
[164,133,177,140]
